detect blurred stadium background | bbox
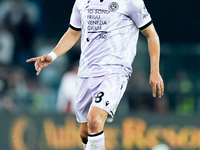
[0,0,200,150]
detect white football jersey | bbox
[70,0,152,77]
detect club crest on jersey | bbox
[140,4,149,18]
[108,2,119,12]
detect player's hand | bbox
[26,54,53,75]
[149,72,164,98]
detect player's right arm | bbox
[51,27,81,57]
[26,28,81,75]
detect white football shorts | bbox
[75,73,128,123]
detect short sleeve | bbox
[70,0,82,30]
[128,0,152,29]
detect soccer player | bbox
[26,0,164,149]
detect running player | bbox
[26,0,164,149]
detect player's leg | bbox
[75,74,128,149]
[77,107,107,150]
[79,122,88,149]
[87,106,108,133]
[86,106,108,150]
[85,74,128,150]
[75,77,90,149]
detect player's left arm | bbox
[140,23,164,98]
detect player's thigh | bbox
[75,77,92,123]
[90,74,128,121]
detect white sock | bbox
[82,142,87,150]
[86,131,105,150]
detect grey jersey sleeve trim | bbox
[69,24,81,31]
[139,20,153,30]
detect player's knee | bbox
[87,114,102,133]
